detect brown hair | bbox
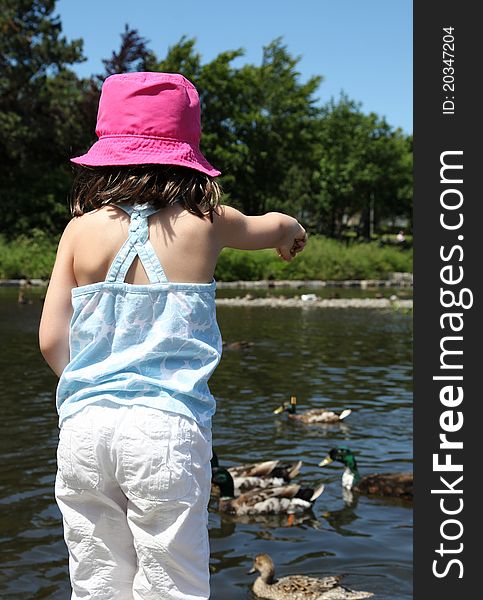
[70,165,223,221]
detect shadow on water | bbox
[0,288,412,599]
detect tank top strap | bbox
[105,203,169,284]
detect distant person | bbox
[396,230,406,244]
[38,72,307,600]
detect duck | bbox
[211,468,324,516]
[319,446,413,499]
[274,396,352,424]
[248,554,374,600]
[222,340,254,351]
[211,452,302,493]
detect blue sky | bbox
[56,0,412,133]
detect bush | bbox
[0,229,59,279]
[214,236,412,281]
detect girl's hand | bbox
[276,228,308,261]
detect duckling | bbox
[211,452,302,493]
[274,396,351,424]
[222,340,254,351]
[319,446,413,499]
[211,468,324,516]
[248,554,374,600]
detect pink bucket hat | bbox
[71,72,221,176]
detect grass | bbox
[0,231,412,281]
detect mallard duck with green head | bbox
[211,452,302,494]
[248,554,374,600]
[274,396,352,424]
[211,468,324,516]
[319,446,413,499]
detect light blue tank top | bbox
[56,202,222,428]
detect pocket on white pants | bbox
[57,425,100,490]
[120,411,194,502]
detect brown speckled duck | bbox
[248,554,374,600]
[274,396,351,424]
[211,452,302,494]
[211,469,324,516]
[319,447,413,499]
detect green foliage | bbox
[0,228,58,278]
[0,0,86,237]
[314,95,413,237]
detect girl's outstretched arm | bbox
[214,205,307,261]
[39,219,79,377]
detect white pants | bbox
[55,404,212,600]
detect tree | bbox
[102,25,155,76]
[150,37,322,218]
[232,38,322,218]
[0,0,85,237]
[149,35,202,82]
[314,94,412,237]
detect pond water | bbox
[217,286,413,300]
[0,288,412,599]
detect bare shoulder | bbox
[78,204,127,225]
[211,204,246,235]
[57,214,84,246]
[212,204,244,224]
[69,205,127,236]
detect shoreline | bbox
[216,274,413,289]
[2,280,413,309]
[216,297,413,309]
[1,273,413,289]
[2,277,413,309]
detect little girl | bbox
[39,72,306,600]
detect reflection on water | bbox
[0,289,412,599]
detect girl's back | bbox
[73,201,220,287]
[57,201,224,429]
